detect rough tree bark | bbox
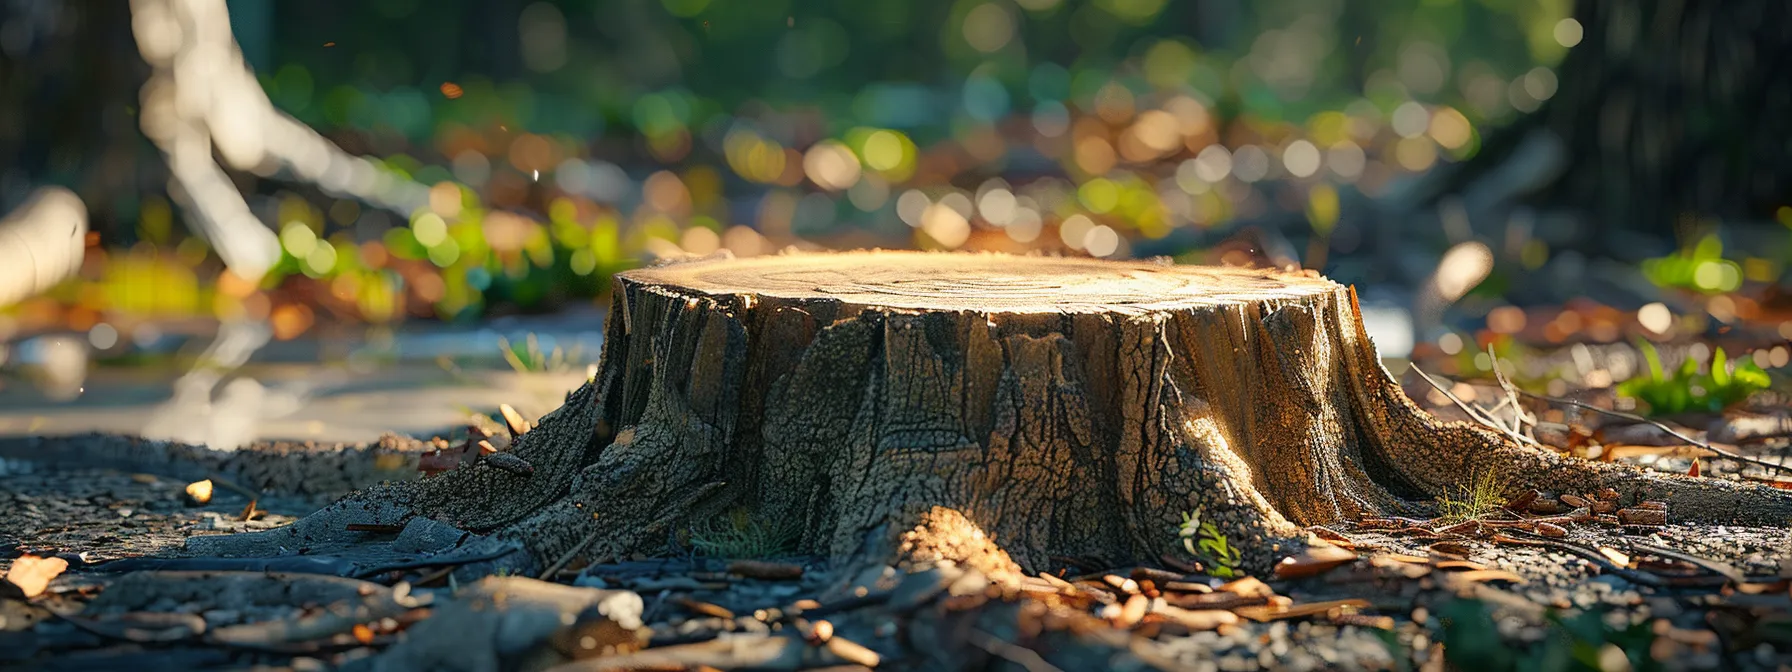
[1435,0,1792,244]
[201,251,1792,576]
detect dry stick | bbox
[965,628,1067,672]
[1487,344,1536,437]
[1409,365,1537,447]
[1503,388,1792,477]
[539,525,606,580]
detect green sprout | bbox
[1618,341,1769,416]
[1641,234,1743,294]
[1435,470,1508,525]
[498,332,584,374]
[1178,510,1243,578]
[687,508,800,559]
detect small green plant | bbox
[1177,510,1243,578]
[1618,341,1769,415]
[1438,598,1656,671]
[498,332,584,374]
[1641,233,1743,294]
[687,508,800,559]
[1435,470,1508,525]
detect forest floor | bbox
[2,342,1790,671]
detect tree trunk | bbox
[1439,0,1792,244]
[203,251,1792,576]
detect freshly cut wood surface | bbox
[622,250,1336,314]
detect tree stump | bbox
[211,251,1792,576]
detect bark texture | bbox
[210,251,1792,575]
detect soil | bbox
[3,400,1789,671]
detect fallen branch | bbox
[1512,389,1792,477]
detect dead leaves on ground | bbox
[2,555,69,599]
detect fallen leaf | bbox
[1149,604,1238,630]
[184,479,213,505]
[3,555,69,598]
[1687,459,1700,477]
[1274,544,1359,579]
[1598,547,1630,568]
[1234,598,1371,622]
[1216,576,1274,598]
[1432,560,1487,572]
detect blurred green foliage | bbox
[1438,598,1657,671]
[1641,234,1743,295]
[1620,341,1769,416]
[6,0,1588,338]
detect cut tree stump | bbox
[201,251,1792,576]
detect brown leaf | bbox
[1273,544,1359,579]
[184,479,214,505]
[1305,527,1357,549]
[1559,494,1590,508]
[1233,598,1371,622]
[1149,604,1238,631]
[1432,560,1487,571]
[3,555,68,598]
[1618,508,1668,526]
[1216,576,1274,598]
[1597,547,1630,568]
[677,598,734,620]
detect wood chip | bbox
[1216,576,1273,598]
[1234,598,1371,623]
[184,479,214,505]
[1534,522,1568,538]
[1596,487,1620,501]
[1598,548,1630,568]
[677,598,734,620]
[2,555,68,598]
[1428,541,1473,557]
[806,619,833,644]
[1331,613,1396,630]
[1161,581,1211,594]
[1117,594,1148,628]
[499,403,532,439]
[1102,574,1139,593]
[1559,494,1590,508]
[1273,544,1359,579]
[1432,560,1487,571]
[1305,527,1357,549]
[824,636,881,668]
[1150,604,1238,631]
[728,560,803,580]
[1637,500,1669,511]
[1618,508,1667,526]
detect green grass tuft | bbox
[1434,470,1509,525]
[686,508,800,559]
